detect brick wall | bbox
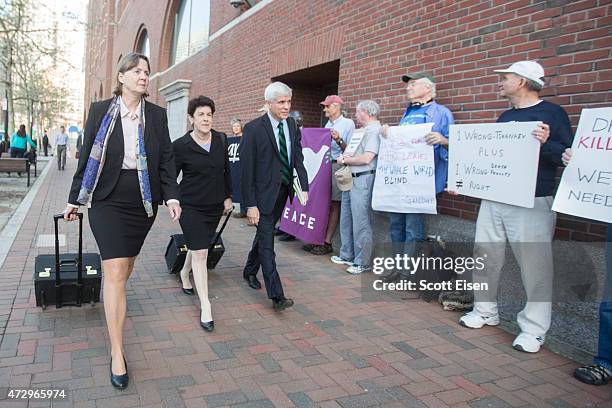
[85,0,611,240]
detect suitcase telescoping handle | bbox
[209,206,234,249]
[53,213,83,286]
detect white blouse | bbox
[119,97,141,170]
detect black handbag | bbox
[165,208,233,273]
[411,236,456,302]
[34,213,102,309]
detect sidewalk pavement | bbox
[0,158,611,408]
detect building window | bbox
[170,0,210,65]
[136,29,150,57]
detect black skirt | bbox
[179,204,223,250]
[88,170,158,260]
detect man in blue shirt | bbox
[306,95,355,255]
[383,73,454,283]
[55,126,69,170]
[563,149,612,385]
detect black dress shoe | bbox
[110,356,129,389]
[244,275,262,290]
[278,234,296,242]
[200,320,214,332]
[182,287,195,295]
[274,228,285,236]
[382,271,403,283]
[273,298,294,311]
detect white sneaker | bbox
[346,265,370,275]
[512,332,544,353]
[331,256,354,266]
[459,310,500,329]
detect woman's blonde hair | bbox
[112,52,151,97]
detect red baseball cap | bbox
[320,95,344,105]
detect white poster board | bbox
[344,130,364,156]
[552,108,612,223]
[372,124,437,214]
[448,122,541,208]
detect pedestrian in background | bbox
[10,124,36,158]
[42,131,51,156]
[55,125,69,170]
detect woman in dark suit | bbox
[173,96,232,332]
[63,53,181,389]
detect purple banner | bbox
[280,128,332,245]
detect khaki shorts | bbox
[331,161,343,202]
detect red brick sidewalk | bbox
[1,159,611,408]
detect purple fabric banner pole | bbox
[279,128,332,245]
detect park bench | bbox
[0,157,32,187]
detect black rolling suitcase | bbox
[34,213,102,309]
[165,208,233,273]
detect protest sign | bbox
[448,122,541,208]
[344,130,364,156]
[553,108,612,223]
[372,124,437,213]
[279,128,332,244]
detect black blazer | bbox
[239,114,308,215]
[173,130,232,208]
[68,98,179,205]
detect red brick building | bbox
[84,0,611,240]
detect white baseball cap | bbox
[494,61,545,86]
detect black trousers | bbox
[243,184,289,299]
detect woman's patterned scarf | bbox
[77,96,153,217]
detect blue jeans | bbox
[388,213,425,243]
[594,224,612,370]
[339,174,375,267]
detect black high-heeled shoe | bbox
[200,320,214,332]
[182,287,195,295]
[200,311,214,332]
[110,356,129,389]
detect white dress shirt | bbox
[267,112,291,162]
[119,97,140,170]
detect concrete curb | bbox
[0,160,54,269]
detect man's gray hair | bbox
[524,78,543,92]
[264,82,292,102]
[230,118,241,126]
[419,77,436,99]
[357,100,381,118]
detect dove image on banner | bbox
[553,107,612,223]
[279,128,332,244]
[448,122,541,208]
[372,124,437,213]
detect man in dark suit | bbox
[240,82,309,311]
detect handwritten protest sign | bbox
[448,122,541,208]
[372,124,436,213]
[553,108,612,223]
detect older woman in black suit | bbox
[63,53,181,389]
[174,96,232,332]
